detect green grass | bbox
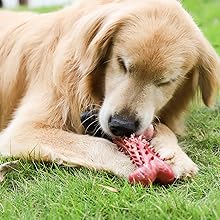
[15,5,63,13]
[0,0,220,219]
[183,0,220,54]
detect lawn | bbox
[0,0,220,219]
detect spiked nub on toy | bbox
[113,135,175,186]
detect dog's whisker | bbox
[92,104,102,108]
[80,113,98,127]
[84,119,99,134]
[154,115,161,124]
[83,108,96,115]
[84,103,101,110]
[101,132,107,138]
[87,109,96,117]
[93,125,102,137]
[101,130,111,140]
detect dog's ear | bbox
[197,37,220,107]
[52,4,129,111]
[53,5,128,79]
[158,34,219,135]
[73,6,127,75]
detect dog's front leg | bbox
[151,123,199,179]
[0,124,135,178]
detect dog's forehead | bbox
[115,20,197,78]
[115,38,183,79]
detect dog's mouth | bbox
[80,109,154,140]
[142,124,154,139]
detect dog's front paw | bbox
[166,151,199,179]
[150,137,199,179]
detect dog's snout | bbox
[108,115,139,137]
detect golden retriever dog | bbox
[0,0,219,180]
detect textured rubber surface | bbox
[114,135,175,187]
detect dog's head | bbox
[59,0,219,136]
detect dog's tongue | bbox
[142,124,154,139]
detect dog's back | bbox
[0,4,95,130]
[0,11,35,31]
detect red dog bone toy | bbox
[113,135,175,187]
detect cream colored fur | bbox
[0,0,219,179]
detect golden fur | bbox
[0,0,219,179]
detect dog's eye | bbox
[155,79,176,87]
[156,81,171,87]
[117,56,127,73]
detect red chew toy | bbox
[113,135,175,187]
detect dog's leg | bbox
[151,123,199,179]
[0,123,135,178]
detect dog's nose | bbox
[108,115,139,137]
